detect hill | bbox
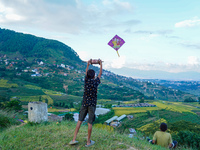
[0,28,81,65]
[143,79,200,96]
[0,119,188,150]
[0,28,196,104]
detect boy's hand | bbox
[87,60,91,65]
[99,59,102,65]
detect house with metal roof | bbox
[116,114,126,122]
[105,116,118,125]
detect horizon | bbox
[1,0,200,80]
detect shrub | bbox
[0,115,10,128]
[184,97,196,102]
[4,100,22,110]
[0,110,21,129]
[63,113,73,121]
[172,131,200,149]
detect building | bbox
[116,114,126,122]
[31,74,42,77]
[60,64,65,68]
[105,116,118,125]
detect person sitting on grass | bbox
[147,123,178,149]
[69,59,102,147]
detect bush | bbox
[0,110,21,129]
[169,120,200,134]
[0,115,10,128]
[63,113,73,121]
[4,100,22,110]
[172,131,200,149]
[184,97,196,102]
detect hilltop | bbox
[0,120,184,150]
[0,28,197,104]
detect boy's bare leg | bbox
[87,123,93,145]
[72,121,82,141]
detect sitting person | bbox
[147,123,177,149]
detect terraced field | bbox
[0,79,18,88]
[113,107,158,116]
[113,101,199,116]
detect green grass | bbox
[0,121,191,150]
[0,79,18,88]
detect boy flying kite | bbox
[69,59,103,147]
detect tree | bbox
[39,96,42,102]
[62,102,65,107]
[53,102,58,107]
[139,99,144,103]
[184,97,195,102]
[104,104,112,108]
[0,96,9,103]
[198,97,200,104]
[64,104,69,108]
[148,96,154,100]
[70,102,74,108]
[45,98,48,104]
[146,111,152,117]
[4,100,22,110]
[63,113,73,121]
[118,101,120,105]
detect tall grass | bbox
[0,120,193,150]
[0,110,25,131]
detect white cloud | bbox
[104,55,126,69]
[113,0,132,10]
[77,51,90,61]
[102,0,132,11]
[175,17,200,28]
[0,0,134,34]
[188,56,200,65]
[5,14,25,21]
[0,0,84,33]
[0,2,25,23]
[102,0,111,5]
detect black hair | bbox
[160,123,167,132]
[87,69,95,79]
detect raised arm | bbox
[98,60,102,78]
[85,60,90,75]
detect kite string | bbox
[116,51,120,57]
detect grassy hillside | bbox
[0,28,81,65]
[0,120,192,150]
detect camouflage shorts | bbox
[79,105,96,124]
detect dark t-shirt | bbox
[82,76,101,107]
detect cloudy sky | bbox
[1,0,200,75]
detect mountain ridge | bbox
[109,67,200,81]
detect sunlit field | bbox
[24,84,41,89]
[113,101,199,116]
[0,79,18,88]
[137,118,167,132]
[149,101,199,114]
[113,107,158,116]
[15,95,54,105]
[48,108,76,112]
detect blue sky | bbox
[0,0,200,75]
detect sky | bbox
[1,0,200,76]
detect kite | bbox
[108,35,125,57]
